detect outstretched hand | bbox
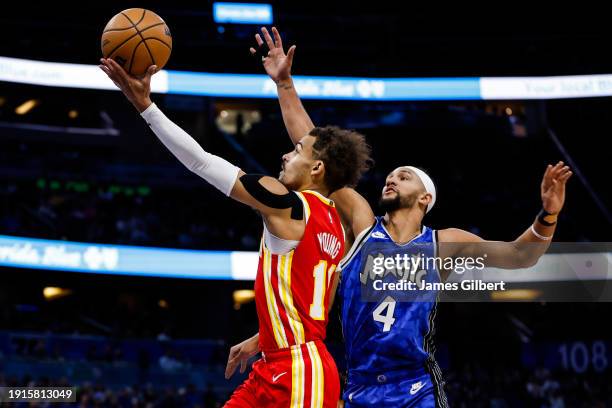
[541,161,572,214]
[99,58,157,112]
[250,27,296,84]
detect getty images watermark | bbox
[369,252,506,292]
[358,242,612,302]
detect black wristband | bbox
[537,208,558,226]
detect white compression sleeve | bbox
[140,103,240,196]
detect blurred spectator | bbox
[159,350,185,373]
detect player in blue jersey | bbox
[227,28,572,407]
[333,158,569,408]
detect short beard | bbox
[379,193,417,213]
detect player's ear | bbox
[419,192,432,209]
[311,160,324,177]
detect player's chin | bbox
[278,172,292,189]
[379,193,402,209]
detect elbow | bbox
[186,160,208,176]
[517,251,540,268]
[187,162,202,174]
[511,239,544,268]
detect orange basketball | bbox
[101,8,172,76]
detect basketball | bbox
[101,8,172,76]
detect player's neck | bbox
[383,209,422,243]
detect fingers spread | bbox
[255,33,264,47]
[261,27,275,49]
[287,45,296,62]
[271,26,283,49]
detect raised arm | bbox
[99,58,305,240]
[251,28,376,243]
[251,27,313,145]
[438,162,572,269]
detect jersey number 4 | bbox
[309,260,336,320]
[373,296,396,332]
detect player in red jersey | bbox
[99,58,372,408]
[227,188,347,408]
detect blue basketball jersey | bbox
[338,217,448,407]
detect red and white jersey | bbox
[254,190,345,352]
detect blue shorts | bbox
[343,371,447,408]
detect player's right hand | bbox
[225,334,260,379]
[250,27,296,85]
[99,58,158,113]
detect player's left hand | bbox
[541,161,572,214]
[250,27,296,84]
[225,334,260,379]
[99,58,158,112]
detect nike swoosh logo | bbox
[272,372,288,383]
[410,382,425,395]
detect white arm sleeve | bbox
[140,103,240,196]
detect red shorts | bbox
[224,340,340,408]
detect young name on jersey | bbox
[317,232,341,259]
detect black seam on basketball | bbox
[105,28,138,57]
[121,11,156,68]
[103,11,146,33]
[104,23,165,60]
[128,40,144,74]
[120,12,133,27]
[139,37,172,51]
[135,9,147,27]
[120,12,136,26]
[104,26,138,33]
[141,39,156,68]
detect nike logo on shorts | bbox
[272,372,288,383]
[410,381,425,395]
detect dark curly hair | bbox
[309,126,373,192]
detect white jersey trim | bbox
[263,223,300,255]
